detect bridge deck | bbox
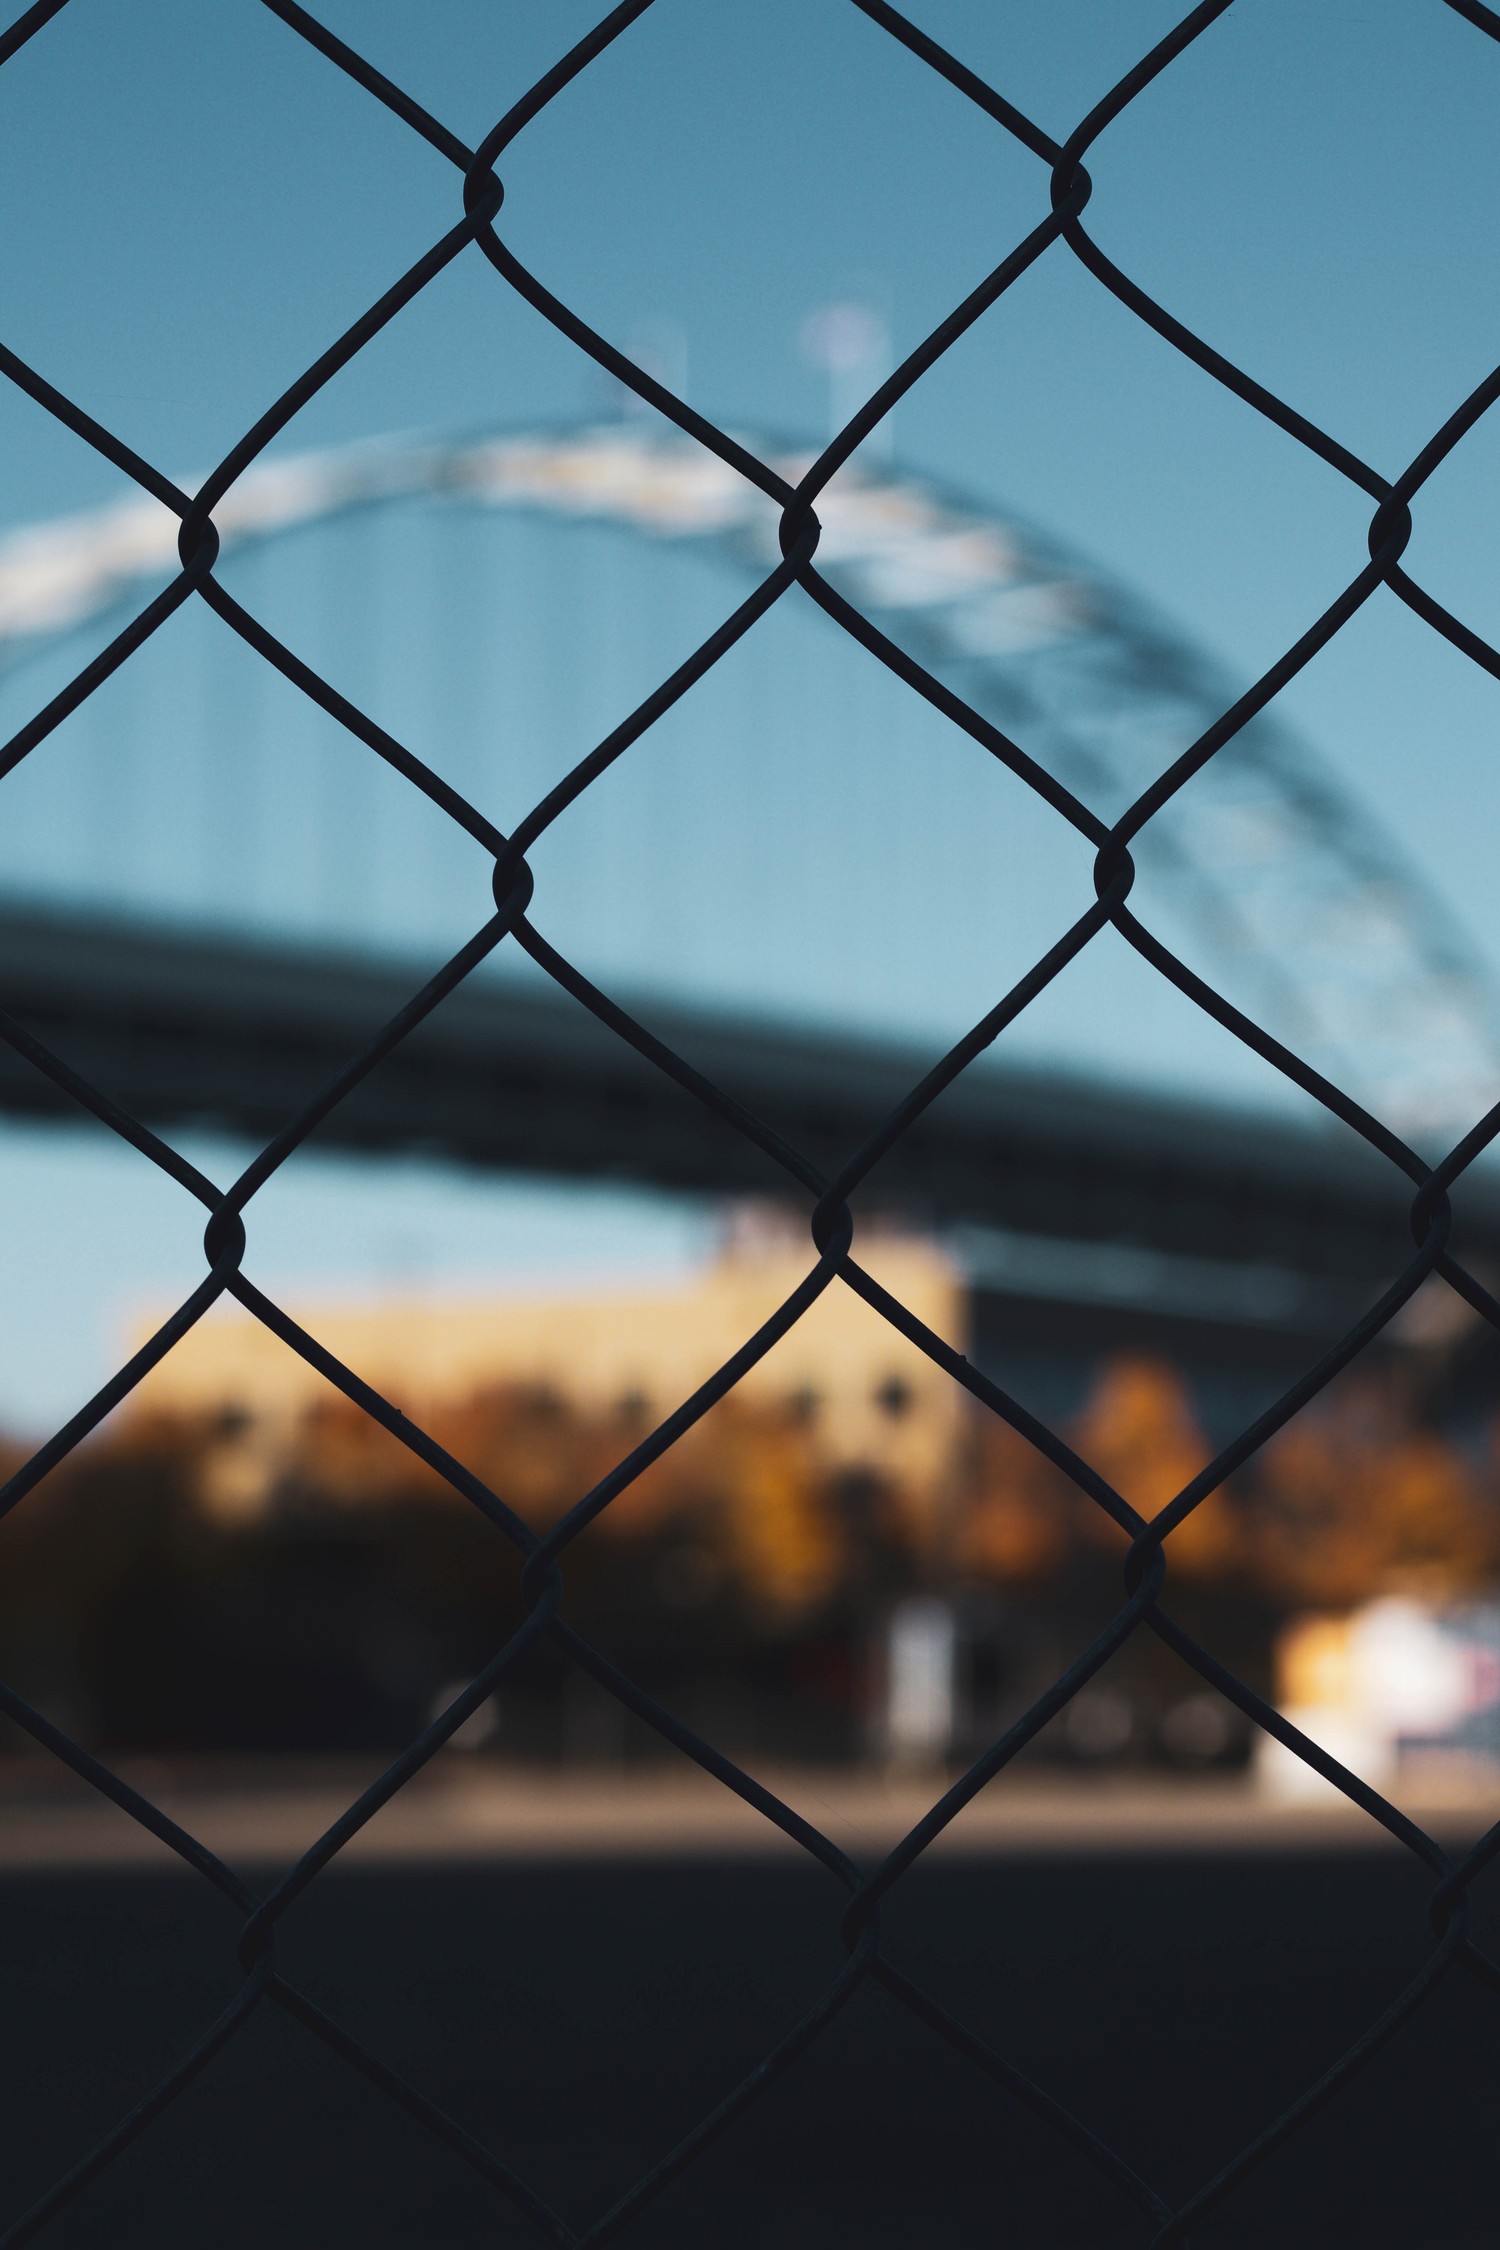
[1,905,1492,1339]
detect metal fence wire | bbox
[1,0,1499,2241]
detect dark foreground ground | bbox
[0,1851,1495,2248]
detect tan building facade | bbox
[131,1230,968,1523]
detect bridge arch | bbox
[0,420,1490,1133]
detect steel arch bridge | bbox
[2,417,1499,1366]
[0,417,1492,1140]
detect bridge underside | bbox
[1,906,1493,1368]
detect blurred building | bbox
[78,1228,1500,1769]
[131,1223,966,1530]
[1259,1598,1500,1796]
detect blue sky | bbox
[2,0,1500,1426]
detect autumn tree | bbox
[1245,1379,1499,1609]
[1068,1357,1239,1582]
[959,1411,1079,1587]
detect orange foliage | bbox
[712,1410,846,1622]
[1069,1358,1239,1580]
[183,1380,863,1626]
[1245,1381,1498,1608]
[42,1347,1500,1629]
[960,1414,1076,1586]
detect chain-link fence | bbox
[1,0,1499,2241]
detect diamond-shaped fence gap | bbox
[484,0,1035,428]
[525,590,1097,1058]
[969,906,1309,1111]
[278,223,605,455]
[506,1241,968,1769]
[203,506,502,956]
[11,1977,521,2250]
[0,588,479,957]
[1299,1942,1500,2238]
[267,1856,855,2241]
[872,1843,1476,2240]
[0,1104,213,1441]
[46,1297,533,1773]
[263,488,794,888]
[594,1963,1130,2250]
[0,1871,265,2240]
[249,1847,866,2245]
[871,1783,1326,2153]
[63,583,496,964]
[1168,1901,1500,2250]
[905,246,1379,714]
[0,0,460,475]
[736,1961,1132,2250]
[1056,0,1500,468]
[0,555,254,917]
[473,508,781,847]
